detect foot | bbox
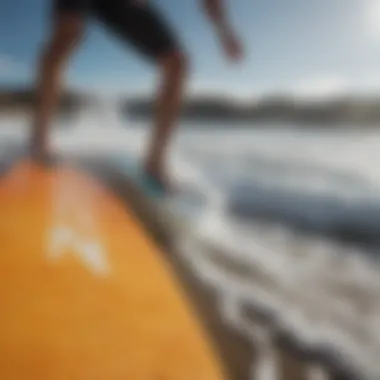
[30,143,56,167]
[143,162,175,195]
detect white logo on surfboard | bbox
[48,223,108,276]
[47,173,109,277]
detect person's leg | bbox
[93,0,188,191]
[144,50,187,189]
[31,1,86,161]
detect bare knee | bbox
[161,51,189,79]
[40,43,70,72]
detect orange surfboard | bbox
[0,160,226,380]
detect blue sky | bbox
[0,0,379,98]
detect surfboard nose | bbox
[0,160,226,380]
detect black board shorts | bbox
[53,0,181,61]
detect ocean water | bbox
[1,108,380,379]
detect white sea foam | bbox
[2,112,380,378]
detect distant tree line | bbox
[1,87,380,125]
[0,87,88,114]
[123,95,380,125]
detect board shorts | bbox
[53,0,181,61]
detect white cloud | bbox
[351,74,380,95]
[188,79,255,100]
[73,73,380,101]
[288,74,380,100]
[0,54,23,78]
[72,80,153,98]
[291,76,348,100]
[365,0,380,38]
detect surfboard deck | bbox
[0,159,226,379]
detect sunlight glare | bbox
[367,0,380,37]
